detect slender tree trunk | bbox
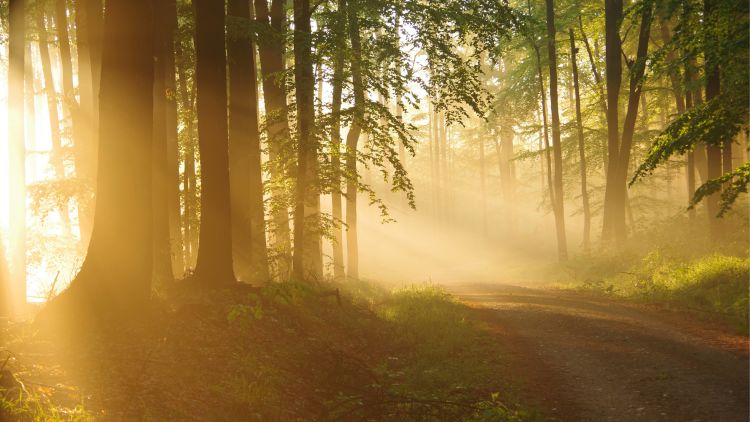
[330,0,347,281]
[152,0,175,284]
[163,0,184,278]
[8,0,26,315]
[609,2,653,243]
[291,0,316,281]
[479,131,487,234]
[534,45,555,213]
[228,0,269,282]
[346,0,365,281]
[546,0,568,260]
[48,0,155,318]
[570,28,591,252]
[255,0,292,279]
[37,9,72,234]
[193,0,236,284]
[703,0,722,237]
[601,0,623,244]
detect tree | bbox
[329,0,347,281]
[193,0,236,284]
[545,0,568,261]
[45,0,155,318]
[570,28,591,252]
[228,0,269,282]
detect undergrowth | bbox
[1,281,543,421]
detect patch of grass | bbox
[572,252,749,331]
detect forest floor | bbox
[448,283,750,422]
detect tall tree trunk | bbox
[546,0,568,260]
[37,9,72,234]
[601,0,623,244]
[345,0,365,281]
[570,28,591,252]
[8,0,26,315]
[175,33,198,270]
[330,0,347,281]
[609,2,653,243]
[479,131,487,234]
[193,0,236,284]
[255,0,292,279]
[291,0,317,281]
[48,0,155,318]
[152,0,175,284]
[534,45,555,213]
[163,0,184,278]
[703,0,722,237]
[228,0,269,282]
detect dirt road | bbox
[447,284,749,422]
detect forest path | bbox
[446,283,749,422]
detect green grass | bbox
[570,253,749,331]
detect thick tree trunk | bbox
[570,28,591,252]
[291,0,317,281]
[37,10,72,234]
[601,0,623,244]
[703,0,722,237]
[193,0,236,284]
[152,0,175,284]
[546,0,568,260]
[228,0,269,282]
[8,0,25,315]
[48,0,155,318]
[255,0,292,279]
[330,0,347,281]
[346,0,365,281]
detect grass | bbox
[566,252,749,332]
[1,280,543,421]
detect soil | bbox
[448,283,750,422]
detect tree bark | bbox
[703,0,722,237]
[570,28,591,252]
[228,0,269,282]
[193,0,236,284]
[546,0,568,260]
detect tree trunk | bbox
[703,0,722,236]
[8,0,26,315]
[608,2,653,244]
[37,9,72,234]
[534,45,555,214]
[330,0,347,281]
[479,131,487,234]
[546,0,568,260]
[601,0,623,244]
[255,0,292,279]
[291,0,317,281]
[228,0,269,282]
[570,28,591,252]
[48,0,155,318]
[346,0,365,281]
[193,0,236,284]
[163,0,184,278]
[152,0,175,284]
